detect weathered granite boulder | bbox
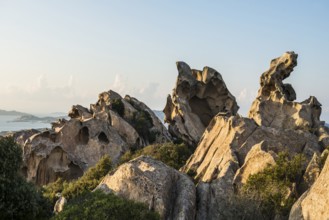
[181,114,321,219]
[289,155,329,220]
[96,156,196,220]
[22,90,171,185]
[164,62,239,147]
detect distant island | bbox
[10,115,67,123]
[0,109,29,116]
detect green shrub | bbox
[42,178,65,205]
[120,142,192,170]
[111,99,124,117]
[43,155,112,201]
[0,137,52,219]
[129,110,155,142]
[241,152,305,219]
[53,190,160,220]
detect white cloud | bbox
[0,74,89,113]
[111,74,127,94]
[109,74,163,109]
[237,88,247,101]
[237,88,257,103]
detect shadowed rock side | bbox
[163,62,239,147]
[96,156,196,220]
[289,154,329,220]
[181,52,329,219]
[23,90,171,185]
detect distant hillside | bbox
[10,115,67,123]
[153,110,165,123]
[0,109,28,116]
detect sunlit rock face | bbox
[289,153,329,220]
[164,61,239,147]
[96,156,196,220]
[23,90,171,185]
[249,51,322,131]
[181,52,329,219]
[181,114,321,219]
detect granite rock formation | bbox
[181,52,328,219]
[163,62,239,147]
[22,90,171,185]
[248,51,329,149]
[96,156,196,220]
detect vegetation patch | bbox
[241,152,305,219]
[0,137,51,219]
[111,99,124,117]
[53,190,160,220]
[130,110,156,143]
[120,142,192,170]
[43,155,112,202]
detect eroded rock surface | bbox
[181,114,321,219]
[23,90,171,185]
[289,155,329,220]
[164,62,238,147]
[96,156,196,220]
[181,52,328,219]
[249,51,323,131]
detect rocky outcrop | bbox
[164,62,239,147]
[289,155,329,220]
[23,90,171,185]
[96,156,196,220]
[181,52,328,219]
[5,129,41,146]
[181,114,321,219]
[249,51,323,131]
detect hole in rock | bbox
[77,126,89,145]
[98,132,109,144]
[189,96,213,126]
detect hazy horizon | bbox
[1,1,329,121]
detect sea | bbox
[0,115,51,133]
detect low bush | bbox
[120,142,192,170]
[241,152,305,219]
[43,155,112,202]
[54,190,160,220]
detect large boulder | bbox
[22,90,171,185]
[181,115,321,219]
[163,62,239,147]
[96,156,196,220]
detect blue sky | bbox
[1,1,329,121]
